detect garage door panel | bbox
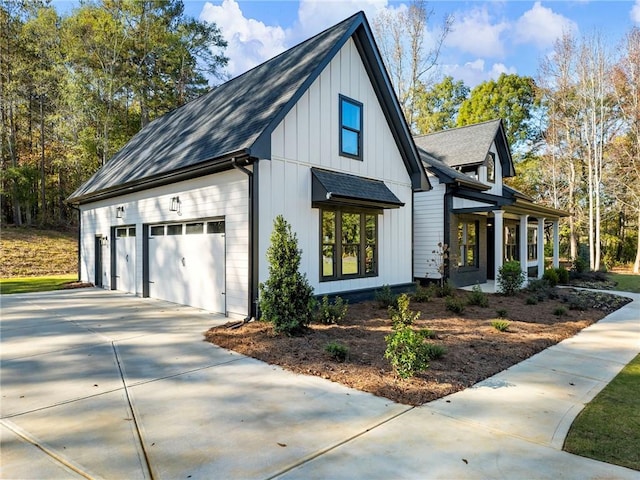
[147,221,225,314]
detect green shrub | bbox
[424,342,446,360]
[467,284,489,307]
[316,295,348,324]
[495,308,508,318]
[420,328,436,339]
[437,280,455,298]
[555,266,569,284]
[526,296,538,305]
[567,295,589,311]
[445,295,465,314]
[325,341,349,362]
[572,256,589,274]
[259,215,315,335]
[389,293,420,327]
[384,326,431,379]
[497,261,526,296]
[527,278,550,296]
[375,284,398,309]
[491,319,510,332]
[412,282,435,303]
[543,268,559,287]
[553,306,568,316]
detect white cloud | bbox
[292,0,387,43]
[442,59,516,87]
[632,0,640,24]
[514,2,577,47]
[200,0,287,78]
[200,0,390,79]
[445,7,509,58]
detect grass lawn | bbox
[564,354,640,471]
[0,274,78,294]
[609,272,640,293]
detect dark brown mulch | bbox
[205,289,631,405]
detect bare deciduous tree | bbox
[373,0,452,131]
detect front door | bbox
[115,226,136,293]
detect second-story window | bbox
[487,155,495,183]
[339,95,363,160]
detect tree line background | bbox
[1,0,639,272]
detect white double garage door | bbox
[114,219,226,314]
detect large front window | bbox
[339,95,363,159]
[321,209,377,280]
[458,221,478,268]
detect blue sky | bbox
[54,1,640,86]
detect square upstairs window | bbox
[339,95,363,160]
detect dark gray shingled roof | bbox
[417,149,489,191]
[311,168,404,209]
[68,11,428,204]
[413,119,515,177]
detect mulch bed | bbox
[205,288,631,405]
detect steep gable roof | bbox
[413,119,515,178]
[68,11,428,204]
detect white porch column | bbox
[519,214,529,279]
[494,210,504,282]
[537,217,545,278]
[553,220,560,268]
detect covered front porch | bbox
[488,210,562,284]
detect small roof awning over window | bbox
[311,168,404,210]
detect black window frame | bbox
[457,220,479,269]
[527,226,538,261]
[339,95,363,160]
[320,207,378,281]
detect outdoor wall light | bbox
[115,206,125,218]
[170,196,181,214]
[100,237,108,247]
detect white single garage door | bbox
[115,226,136,293]
[148,219,226,314]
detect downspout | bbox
[69,203,81,282]
[232,157,258,322]
[443,185,453,281]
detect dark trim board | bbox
[317,282,415,304]
[110,226,116,290]
[142,224,150,298]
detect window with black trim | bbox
[527,226,538,261]
[457,221,478,268]
[321,208,377,280]
[505,224,518,261]
[339,95,362,159]
[487,155,495,183]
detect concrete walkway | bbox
[1,288,639,479]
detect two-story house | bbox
[66,12,430,320]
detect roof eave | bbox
[66,150,252,206]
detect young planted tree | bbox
[259,215,315,335]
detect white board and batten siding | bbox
[259,37,414,295]
[414,177,445,279]
[79,169,249,318]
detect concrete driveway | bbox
[1,288,639,479]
